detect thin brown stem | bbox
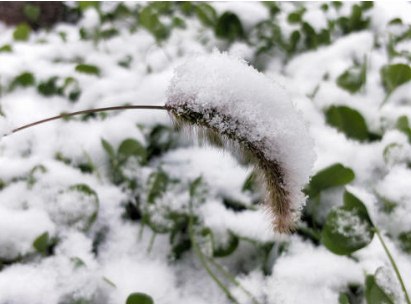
[8,105,168,135]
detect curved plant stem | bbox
[147,231,157,254]
[205,255,261,304]
[375,228,411,304]
[8,105,167,135]
[188,201,239,304]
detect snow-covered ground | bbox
[0,2,411,304]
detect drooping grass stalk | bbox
[7,105,167,135]
[375,227,411,304]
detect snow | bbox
[0,116,13,138]
[267,238,362,304]
[0,207,55,260]
[0,2,411,304]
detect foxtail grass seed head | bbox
[166,51,315,233]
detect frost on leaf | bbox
[165,51,315,232]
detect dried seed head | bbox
[166,52,315,233]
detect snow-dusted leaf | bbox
[147,170,169,204]
[337,61,367,94]
[49,184,99,231]
[365,275,395,304]
[321,191,374,255]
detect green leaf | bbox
[118,139,147,165]
[396,116,411,143]
[0,44,12,53]
[195,3,217,27]
[189,176,203,198]
[78,1,100,11]
[37,77,62,97]
[33,232,49,255]
[337,61,367,93]
[287,8,305,24]
[147,170,169,204]
[365,275,395,304]
[338,293,350,304]
[146,125,177,160]
[23,4,41,22]
[242,173,256,192]
[139,6,169,41]
[213,232,239,257]
[306,163,355,197]
[68,184,99,230]
[101,139,116,159]
[381,64,411,94]
[71,257,86,268]
[321,190,374,255]
[99,28,119,40]
[13,23,31,41]
[215,12,244,41]
[10,72,35,89]
[302,22,318,49]
[126,293,154,304]
[75,64,100,76]
[325,105,369,141]
[399,230,411,254]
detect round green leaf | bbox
[118,138,147,165]
[306,163,355,198]
[215,12,244,41]
[321,191,374,255]
[126,293,154,304]
[325,105,369,141]
[13,23,31,41]
[381,64,411,94]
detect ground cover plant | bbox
[0,2,411,304]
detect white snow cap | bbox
[166,51,315,231]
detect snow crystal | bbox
[166,51,315,213]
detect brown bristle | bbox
[167,106,297,233]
